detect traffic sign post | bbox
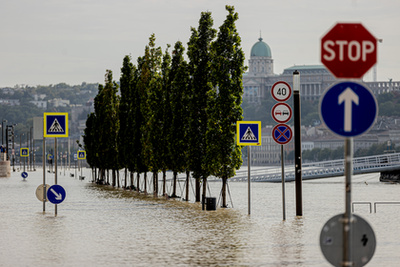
[271,81,294,221]
[321,22,377,79]
[47,184,66,205]
[43,112,69,216]
[21,171,28,179]
[271,103,292,124]
[43,113,68,138]
[271,81,292,102]
[320,81,377,138]
[320,22,378,266]
[320,213,376,267]
[272,124,293,145]
[237,121,261,215]
[20,147,29,173]
[77,150,86,160]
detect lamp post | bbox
[20,133,24,169]
[2,119,7,146]
[293,70,303,216]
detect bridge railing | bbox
[250,152,400,182]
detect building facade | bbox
[243,37,400,165]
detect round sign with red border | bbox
[271,103,292,123]
[272,124,293,145]
[271,81,292,102]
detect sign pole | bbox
[248,146,251,215]
[42,136,46,212]
[293,70,303,217]
[54,138,57,216]
[343,137,353,266]
[281,145,286,221]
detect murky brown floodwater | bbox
[1,167,400,266]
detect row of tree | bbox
[83,6,245,206]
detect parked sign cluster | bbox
[319,22,377,266]
[271,81,293,145]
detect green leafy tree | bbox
[118,56,135,187]
[207,5,245,207]
[187,11,217,202]
[137,34,162,193]
[168,41,190,199]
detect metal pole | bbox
[12,126,15,172]
[43,136,46,212]
[293,70,303,216]
[343,137,353,266]
[248,146,251,215]
[55,138,57,216]
[281,145,286,221]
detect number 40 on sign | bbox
[271,81,292,102]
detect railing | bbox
[352,201,400,213]
[241,153,400,182]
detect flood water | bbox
[1,166,400,266]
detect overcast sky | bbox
[1,0,399,87]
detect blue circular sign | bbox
[47,185,66,204]
[320,81,377,137]
[21,172,28,179]
[272,124,292,145]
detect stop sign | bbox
[321,23,377,79]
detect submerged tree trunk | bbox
[171,171,177,197]
[124,168,127,188]
[202,177,207,210]
[136,173,140,192]
[162,170,166,197]
[185,171,190,201]
[112,170,116,187]
[195,178,201,202]
[153,172,158,197]
[221,177,227,208]
[144,172,147,194]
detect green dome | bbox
[250,37,272,58]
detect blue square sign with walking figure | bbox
[237,121,261,146]
[44,113,69,138]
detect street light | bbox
[2,119,7,147]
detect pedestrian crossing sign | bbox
[43,113,68,138]
[20,148,29,157]
[77,150,86,160]
[237,121,261,146]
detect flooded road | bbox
[1,167,400,266]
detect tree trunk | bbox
[185,171,190,201]
[195,178,201,202]
[144,172,147,194]
[136,173,140,192]
[162,170,166,197]
[112,170,116,187]
[153,172,158,197]
[117,170,120,188]
[124,168,127,188]
[171,171,177,197]
[202,177,207,210]
[221,177,227,208]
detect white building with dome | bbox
[243,37,400,103]
[242,37,400,165]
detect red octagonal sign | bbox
[321,23,377,79]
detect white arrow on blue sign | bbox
[320,81,377,137]
[47,184,66,204]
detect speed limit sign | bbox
[271,81,292,102]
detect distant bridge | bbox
[230,153,400,183]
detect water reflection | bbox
[2,169,400,266]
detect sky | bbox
[1,0,399,87]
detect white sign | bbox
[271,81,292,102]
[271,103,292,123]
